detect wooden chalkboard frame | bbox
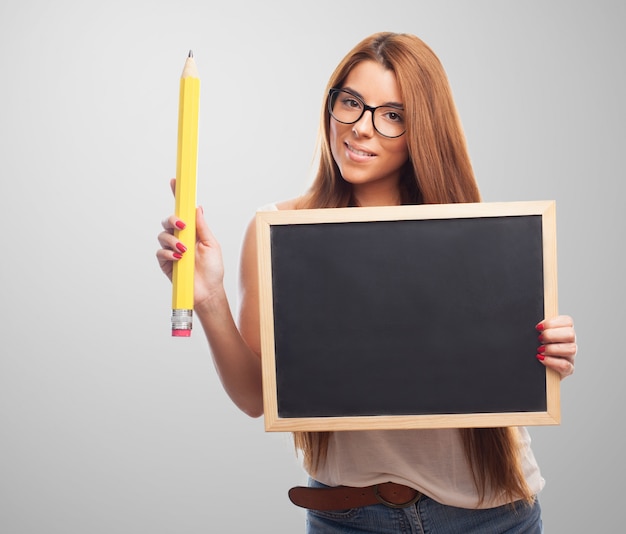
[256,201,560,432]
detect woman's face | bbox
[330,60,409,206]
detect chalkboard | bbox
[256,201,560,431]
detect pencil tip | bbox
[188,50,193,58]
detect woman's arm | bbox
[156,181,264,417]
[194,212,264,417]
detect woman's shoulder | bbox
[257,197,304,212]
[276,197,303,210]
[245,197,305,247]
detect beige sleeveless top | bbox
[312,427,544,509]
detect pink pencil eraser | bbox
[172,329,191,337]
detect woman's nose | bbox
[352,110,375,137]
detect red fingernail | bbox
[175,220,186,230]
[536,354,545,361]
[536,323,545,331]
[173,252,183,259]
[537,345,546,353]
[176,242,187,253]
[538,334,544,342]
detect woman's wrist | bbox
[194,284,229,316]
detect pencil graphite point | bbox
[188,50,193,58]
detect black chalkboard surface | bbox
[256,202,560,431]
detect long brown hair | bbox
[294,32,532,505]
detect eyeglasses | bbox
[328,88,406,138]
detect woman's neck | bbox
[351,184,402,207]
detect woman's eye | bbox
[384,110,404,123]
[343,98,361,109]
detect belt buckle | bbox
[374,484,420,509]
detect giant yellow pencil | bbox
[171,50,200,337]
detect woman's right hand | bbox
[156,179,226,307]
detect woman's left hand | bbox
[536,315,577,379]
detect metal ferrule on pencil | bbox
[171,309,193,335]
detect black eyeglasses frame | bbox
[327,88,406,139]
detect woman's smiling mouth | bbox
[346,142,375,159]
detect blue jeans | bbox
[305,480,542,534]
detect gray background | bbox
[0,0,623,532]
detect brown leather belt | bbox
[288,482,422,511]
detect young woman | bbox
[157,32,577,533]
